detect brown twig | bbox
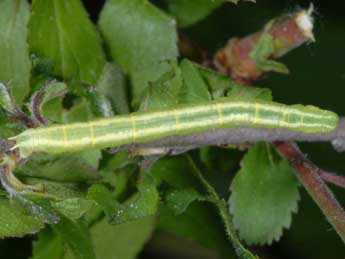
[111,117,345,153]
[319,170,345,189]
[274,142,345,242]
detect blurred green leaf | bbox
[198,65,272,100]
[140,58,271,113]
[34,216,154,259]
[179,59,211,103]
[166,0,224,27]
[0,0,31,104]
[24,180,88,201]
[0,110,18,138]
[99,0,178,100]
[165,189,206,215]
[153,155,256,259]
[88,169,159,226]
[32,228,64,259]
[31,56,55,80]
[36,82,67,109]
[29,0,105,83]
[110,174,159,225]
[85,90,114,118]
[90,216,155,259]
[30,81,67,124]
[99,151,138,197]
[229,143,300,245]
[96,63,130,115]
[52,217,96,259]
[151,156,204,191]
[61,98,96,123]
[159,202,235,258]
[0,83,18,114]
[140,61,182,110]
[250,33,289,74]
[87,184,116,218]
[0,197,45,238]
[52,198,95,220]
[16,150,100,183]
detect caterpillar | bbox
[10,98,338,158]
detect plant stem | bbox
[112,117,345,153]
[187,156,257,259]
[319,171,345,188]
[275,142,345,242]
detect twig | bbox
[112,117,345,152]
[318,171,345,189]
[274,142,345,243]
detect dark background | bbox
[2,0,345,258]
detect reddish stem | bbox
[319,170,345,189]
[274,142,345,242]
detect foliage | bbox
[229,143,299,245]
[0,1,343,259]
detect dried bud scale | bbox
[214,5,315,83]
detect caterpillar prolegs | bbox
[11,98,339,157]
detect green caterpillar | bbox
[10,98,338,157]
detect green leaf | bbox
[151,156,204,191]
[229,143,300,245]
[198,65,272,101]
[62,98,96,123]
[179,59,211,103]
[52,198,95,220]
[88,171,159,226]
[0,0,31,104]
[34,216,155,259]
[0,111,17,138]
[0,197,45,238]
[37,82,68,108]
[52,217,96,259]
[32,228,64,259]
[99,0,178,100]
[0,83,18,114]
[166,0,224,27]
[87,184,116,218]
[96,63,130,115]
[99,151,138,196]
[85,90,114,118]
[158,202,235,258]
[184,155,257,259]
[29,0,105,83]
[110,174,159,225]
[226,84,272,100]
[139,61,182,110]
[165,189,206,215]
[16,150,100,183]
[90,216,155,259]
[250,33,289,74]
[153,156,256,259]
[30,81,68,123]
[40,84,96,124]
[23,180,88,201]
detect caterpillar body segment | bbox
[11,99,339,157]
